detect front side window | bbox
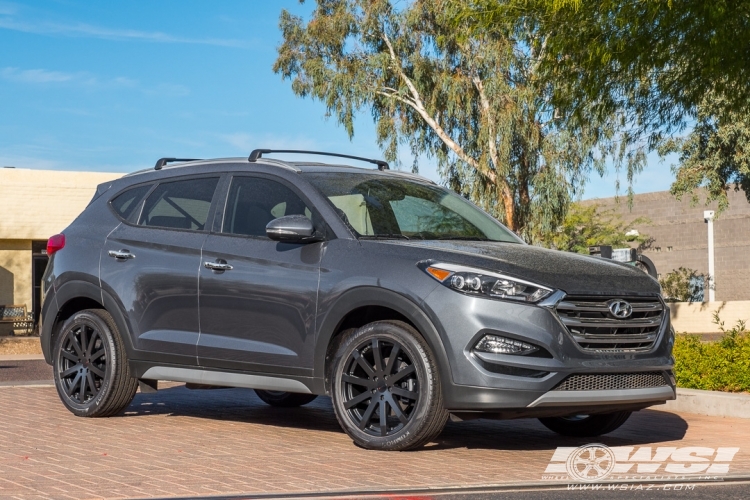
[222,177,312,237]
[110,184,152,221]
[304,173,521,243]
[139,177,219,230]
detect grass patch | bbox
[674,313,750,392]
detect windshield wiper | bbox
[435,236,489,241]
[359,234,411,240]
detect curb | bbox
[0,354,45,361]
[0,380,54,388]
[659,388,750,419]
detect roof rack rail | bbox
[248,149,389,170]
[154,158,202,170]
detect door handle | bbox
[108,249,135,260]
[204,261,233,271]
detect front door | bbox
[198,175,322,375]
[100,176,220,364]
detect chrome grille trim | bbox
[552,372,669,391]
[556,295,665,352]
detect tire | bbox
[52,309,138,417]
[538,411,632,437]
[254,390,317,407]
[330,320,448,451]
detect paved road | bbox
[0,359,52,384]
[0,383,748,499]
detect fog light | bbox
[474,335,539,355]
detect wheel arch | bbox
[42,280,135,364]
[314,287,451,395]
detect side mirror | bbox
[266,215,323,243]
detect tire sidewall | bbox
[53,311,119,417]
[331,322,438,450]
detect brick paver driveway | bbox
[0,384,748,499]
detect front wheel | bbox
[330,320,448,451]
[254,390,317,407]
[538,411,632,437]
[52,309,138,417]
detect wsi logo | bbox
[544,444,740,482]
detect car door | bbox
[198,174,323,375]
[100,175,221,364]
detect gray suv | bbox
[40,150,675,451]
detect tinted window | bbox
[304,173,521,243]
[110,184,152,221]
[139,177,219,230]
[223,177,311,237]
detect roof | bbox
[127,157,437,184]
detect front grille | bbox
[553,372,668,391]
[556,295,664,352]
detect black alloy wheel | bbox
[254,389,318,407]
[57,322,107,405]
[341,337,419,436]
[53,309,139,417]
[330,321,448,451]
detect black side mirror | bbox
[266,215,323,243]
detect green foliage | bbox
[659,267,709,303]
[459,0,750,202]
[540,202,648,254]
[673,315,750,392]
[660,92,750,212]
[274,0,624,240]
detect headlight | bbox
[421,262,553,303]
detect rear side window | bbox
[110,184,152,221]
[139,177,219,230]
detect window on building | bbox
[139,177,219,230]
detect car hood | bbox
[378,240,660,296]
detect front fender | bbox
[313,286,452,395]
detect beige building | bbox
[0,168,123,334]
[585,189,750,301]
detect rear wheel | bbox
[52,309,138,417]
[330,320,448,451]
[254,390,317,407]
[538,411,632,437]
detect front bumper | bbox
[422,286,676,412]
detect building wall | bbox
[0,240,31,307]
[0,168,122,240]
[0,168,123,331]
[584,189,750,301]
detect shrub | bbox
[673,313,750,392]
[659,267,710,303]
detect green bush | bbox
[673,313,750,392]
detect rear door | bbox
[197,174,323,375]
[100,175,221,364]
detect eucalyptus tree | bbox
[463,0,750,208]
[274,0,624,240]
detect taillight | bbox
[47,234,65,255]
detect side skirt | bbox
[138,365,314,394]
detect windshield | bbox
[303,173,522,243]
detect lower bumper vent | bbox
[553,372,668,391]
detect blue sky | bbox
[0,0,675,200]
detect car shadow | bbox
[121,385,689,450]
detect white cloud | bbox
[1,67,76,83]
[0,66,188,96]
[0,15,249,48]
